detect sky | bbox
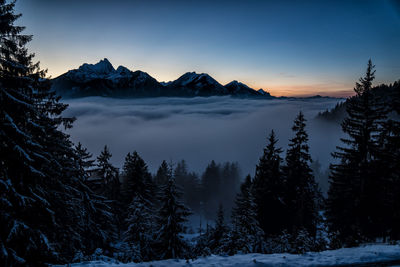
[16,0,400,97]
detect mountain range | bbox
[51,58,273,98]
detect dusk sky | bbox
[16,0,400,97]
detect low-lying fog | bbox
[63,96,344,182]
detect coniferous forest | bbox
[1,1,400,266]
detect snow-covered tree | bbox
[208,204,229,253]
[156,171,192,259]
[0,0,74,264]
[231,175,265,253]
[0,2,119,264]
[124,195,155,262]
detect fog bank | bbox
[63,96,343,177]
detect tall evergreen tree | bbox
[96,145,119,196]
[121,151,153,205]
[231,175,265,253]
[74,142,95,182]
[156,168,192,259]
[124,194,155,262]
[174,160,200,211]
[73,144,116,257]
[283,112,320,236]
[220,162,241,215]
[378,118,400,240]
[0,1,116,264]
[252,130,286,236]
[379,81,400,239]
[154,160,170,187]
[208,204,229,253]
[326,60,387,243]
[201,160,221,219]
[0,1,72,264]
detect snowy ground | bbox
[62,244,400,266]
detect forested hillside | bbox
[1,1,400,266]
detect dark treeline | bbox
[1,1,400,266]
[318,80,400,123]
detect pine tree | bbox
[220,162,241,215]
[252,130,286,236]
[121,151,153,205]
[283,112,320,237]
[73,143,116,257]
[0,1,74,264]
[0,2,116,264]
[326,60,387,243]
[174,160,200,211]
[96,145,119,197]
[208,204,229,253]
[154,160,170,187]
[201,160,221,219]
[231,175,265,253]
[124,195,155,262]
[74,142,95,182]
[156,169,192,259]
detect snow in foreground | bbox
[63,244,400,266]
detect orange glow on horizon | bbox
[43,62,356,99]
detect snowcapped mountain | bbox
[225,80,273,98]
[52,58,163,97]
[166,72,229,96]
[51,59,271,98]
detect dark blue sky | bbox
[17,0,400,96]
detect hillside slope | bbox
[62,244,400,266]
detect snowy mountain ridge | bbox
[51,59,272,98]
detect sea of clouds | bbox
[63,96,344,178]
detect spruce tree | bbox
[201,160,221,219]
[174,160,200,211]
[73,144,116,257]
[121,151,153,204]
[0,1,75,264]
[156,168,192,259]
[326,60,387,243]
[124,195,155,262]
[96,145,119,196]
[380,113,400,239]
[75,142,95,182]
[374,81,400,240]
[231,175,265,253]
[208,204,229,253]
[154,160,170,187]
[252,130,286,236]
[220,162,241,215]
[0,1,119,264]
[283,112,320,236]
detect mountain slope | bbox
[165,72,228,96]
[52,59,164,97]
[51,59,270,98]
[225,80,273,98]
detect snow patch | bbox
[59,244,400,266]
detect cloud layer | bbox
[63,96,343,176]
